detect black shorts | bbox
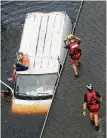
[16,63,28,71]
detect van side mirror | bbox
[0,80,14,94]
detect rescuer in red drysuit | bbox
[64,34,82,78]
[82,84,102,131]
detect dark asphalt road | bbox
[42,1,106,138]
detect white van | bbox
[2,12,72,115]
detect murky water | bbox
[1,1,82,138]
[1,1,81,89]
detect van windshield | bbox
[14,73,58,100]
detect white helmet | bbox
[86,84,93,91]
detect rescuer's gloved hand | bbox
[82,110,86,116]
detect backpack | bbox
[69,41,81,55]
[86,91,100,112]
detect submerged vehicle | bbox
[1,12,72,115]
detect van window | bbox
[15,73,57,99]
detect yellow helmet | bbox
[65,34,74,41]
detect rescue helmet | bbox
[66,34,74,40]
[86,84,93,91]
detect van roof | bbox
[17,12,67,75]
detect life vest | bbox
[87,91,100,112]
[69,41,81,54]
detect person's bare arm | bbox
[74,36,81,44]
[83,93,87,111]
[74,36,81,40]
[17,59,23,65]
[83,102,87,111]
[18,61,23,65]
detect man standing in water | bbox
[8,52,30,81]
[82,84,102,131]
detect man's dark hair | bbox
[18,52,23,55]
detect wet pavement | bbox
[42,1,106,138]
